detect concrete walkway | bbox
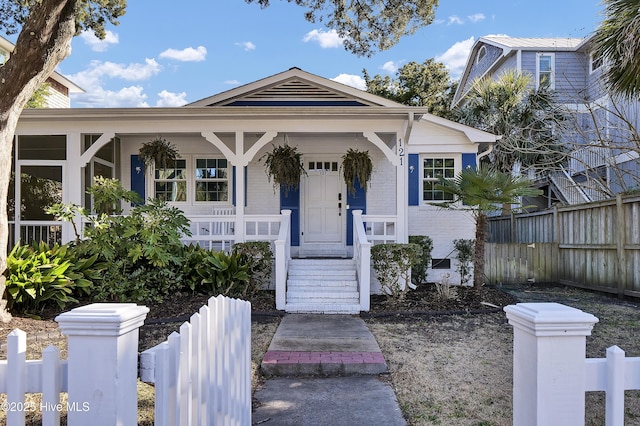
[254,314,406,425]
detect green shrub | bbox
[453,239,475,285]
[193,251,250,296]
[371,243,422,302]
[4,241,101,313]
[49,179,192,304]
[232,241,273,297]
[408,235,433,285]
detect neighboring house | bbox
[453,35,640,206]
[0,35,84,108]
[12,67,498,312]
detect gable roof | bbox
[452,35,587,108]
[0,34,84,94]
[188,67,404,108]
[480,36,583,51]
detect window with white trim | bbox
[422,157,455,201]
[195,158,229,202]
[537,53,555,89]
[589,52,603,74]
[154,159,187,202]
[476,46,487,64]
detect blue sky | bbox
[11,0,606,108]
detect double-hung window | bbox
[195,158,229,202]
[154,159,187,202]
[422,157,455,202]
[537,53,555,90]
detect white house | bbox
[1,35,84,108]
[12,67,497,313]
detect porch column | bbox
[234,132,246,243]
[65,132,83,244]
[396,136,408,243]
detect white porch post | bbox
[65,132,83,244]
[56,303,149,426]
[234,132,246,244]
[396,136,408,243]
[504,303,599,426]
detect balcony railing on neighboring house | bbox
[568,145,609,174]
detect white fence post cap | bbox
[504,302,599,337]
[55,303,149,336]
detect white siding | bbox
[408,206,475,284]
[44,89,70,108]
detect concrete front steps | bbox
[285,258,361,314]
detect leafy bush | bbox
[408,235,433,285]
[4,242,101,313]
[453,239,475,285]
[232,241,273,297]
[371,243,422,302]
[193,251,250,296]
[49,179,192,303]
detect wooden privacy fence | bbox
[486,194,640,298]
[0,296,251,426]
[140,296,251,426]
[505,302,640,426]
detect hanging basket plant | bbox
[260,144,307,195]
[138,136,180,170]
[341,148,373,195]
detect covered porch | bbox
[12,111,419,313]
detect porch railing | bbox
[362,214,397,245]
[274,210,291,310]
[7,220,62,249]
[352,210,371,311]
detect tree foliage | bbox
[455,70,567,173]
[363,59,455,118]
[593,0,640,98]
[434,167,542,289]
[246,0,439,56]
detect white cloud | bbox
[224,80,241,85]
[156,90,188,107]
[468,13,486,23]
[73,85,149,108]
[447,15,464,25]
[436,36,475,79]
[159,46,207,62]
[235,41,256,51]
[381,61,399,74]
[303,29,345,49]
[331,74,366,90]
[67,59,162,108]
[80,30,119,52]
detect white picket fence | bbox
[0,296,251,426]
[505,302,640,426]
[140,296,251,426]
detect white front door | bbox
[301,159,345,256]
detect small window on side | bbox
[431,259,451,269]
[476,46,487,64]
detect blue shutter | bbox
[462,153,477,171]
[280,185,300,246]
[130,155,145,203]
[408,154,420,206]
[346,178,366,246]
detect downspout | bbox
[476,142,495,168]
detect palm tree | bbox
[593,0,640,98]
[434,167,542,289]
[456,70,567,174]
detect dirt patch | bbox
[2,284,640,425]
